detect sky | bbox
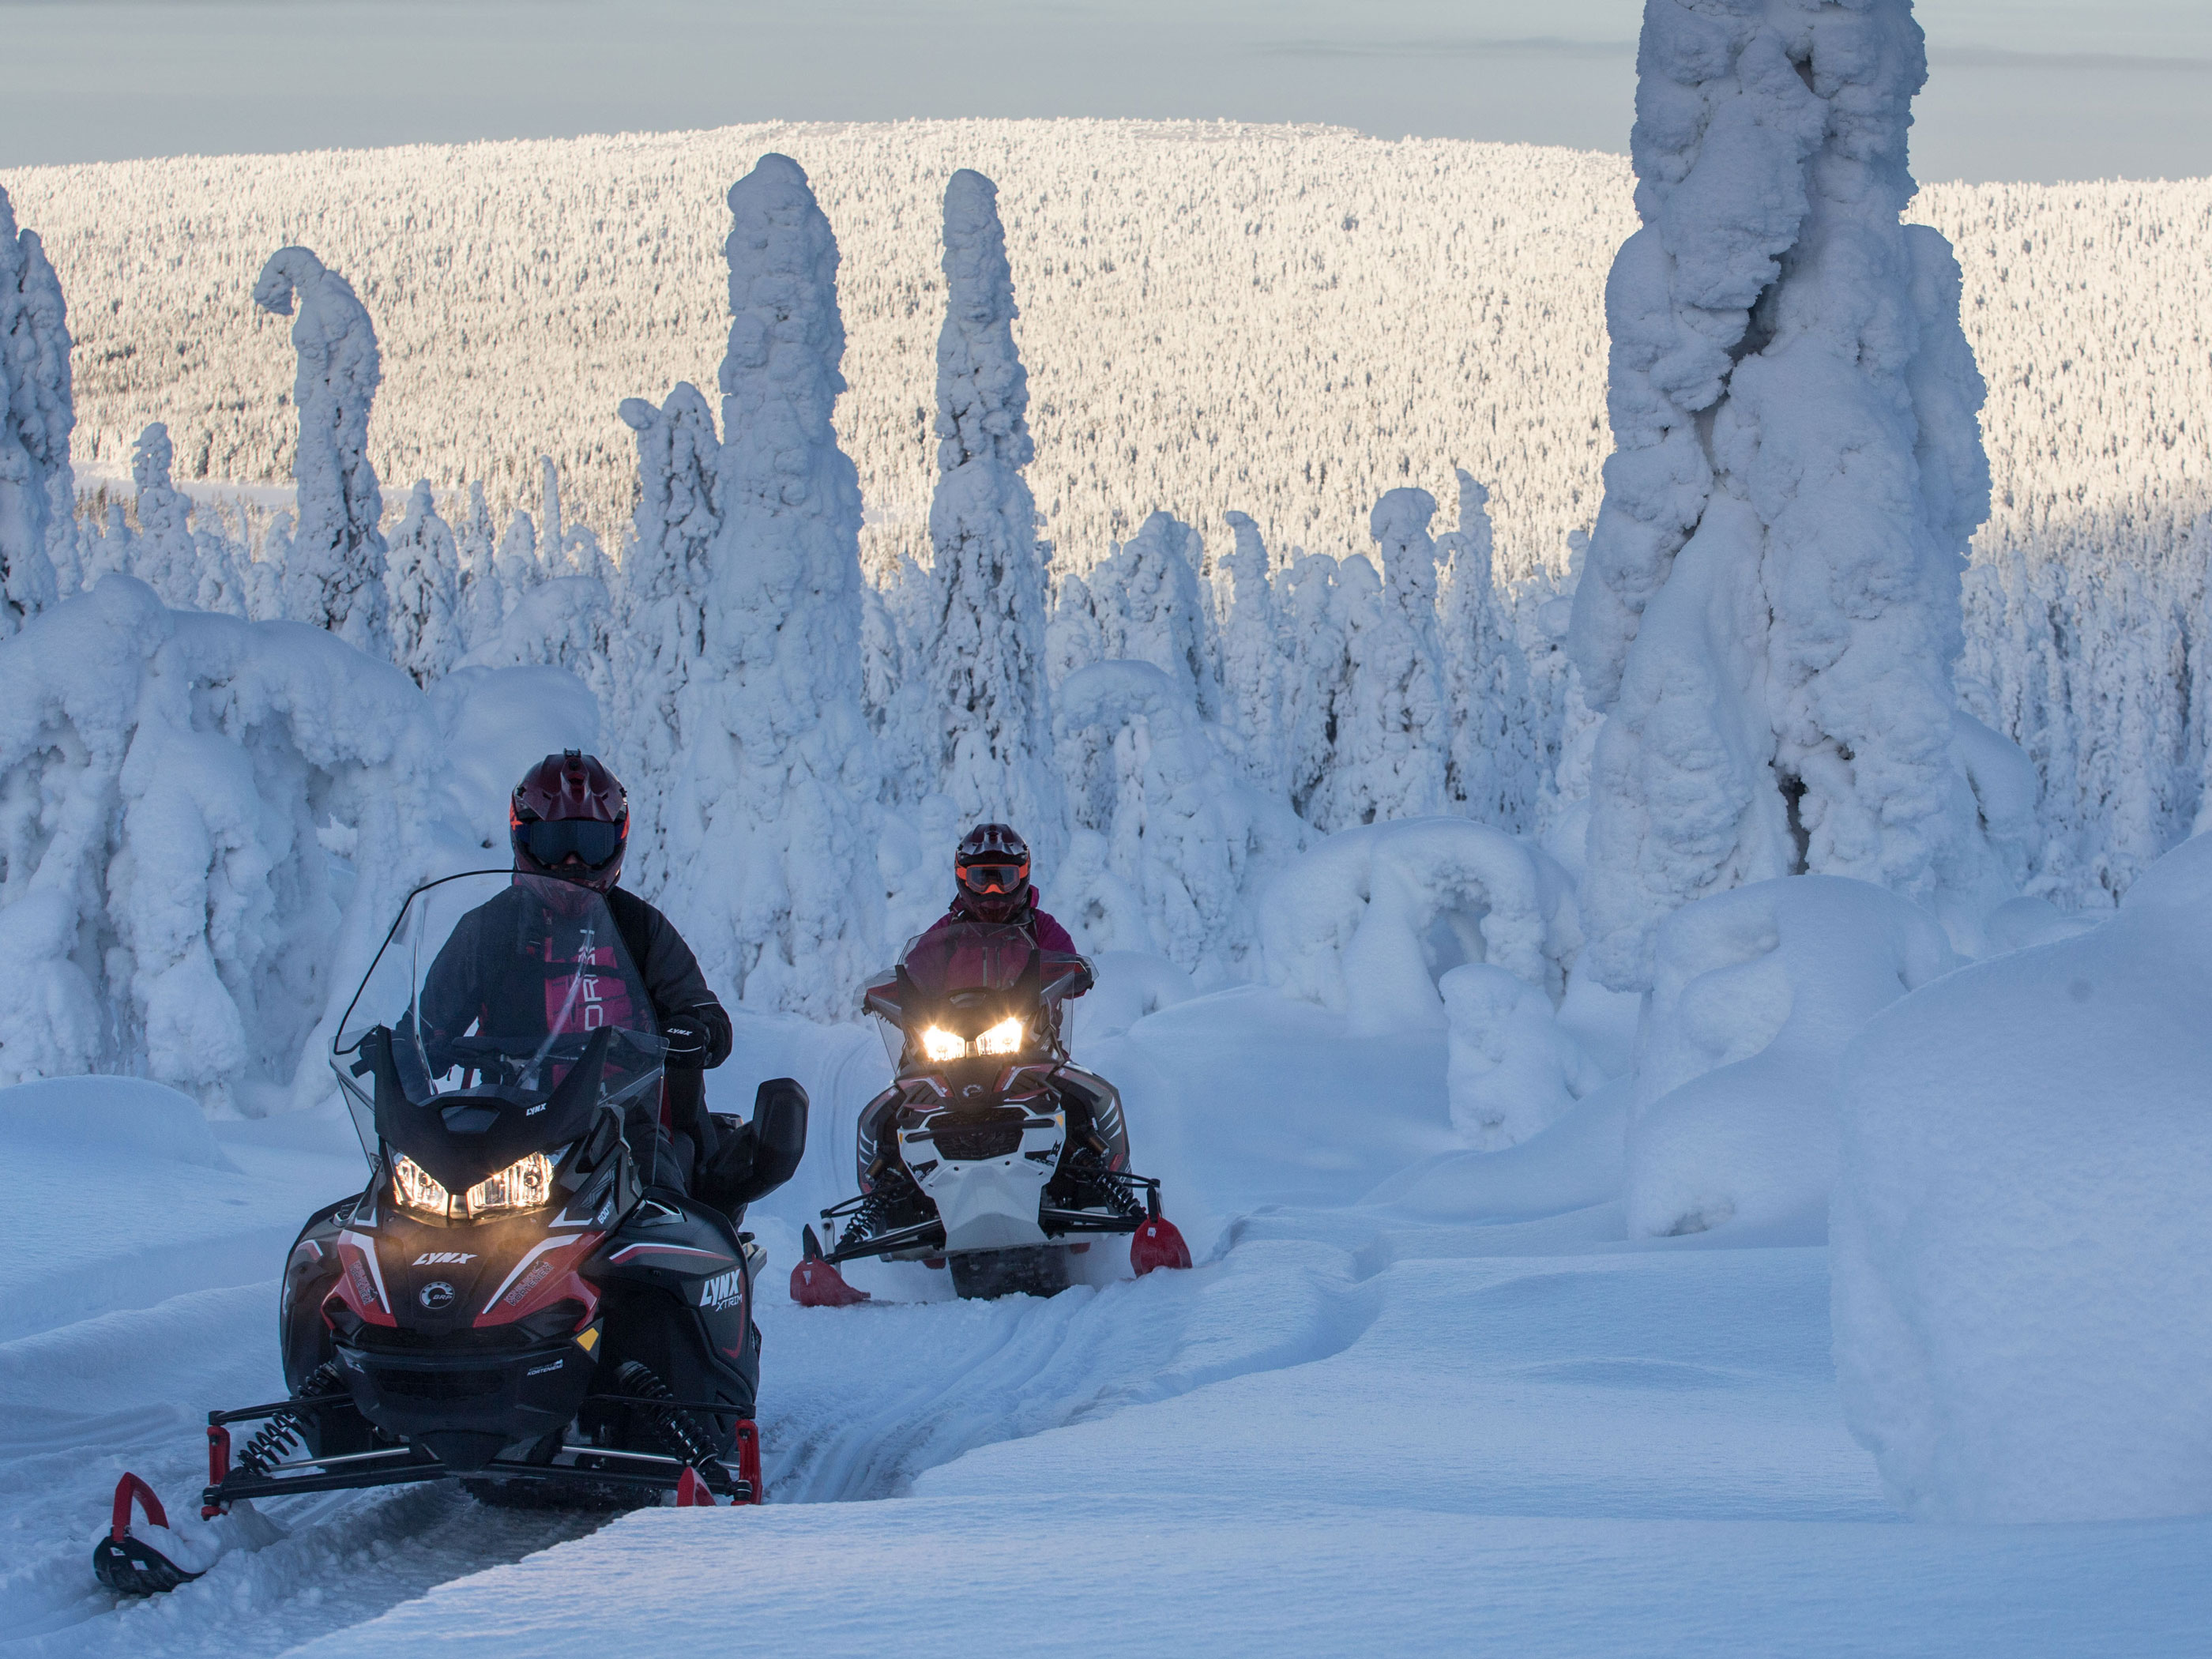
[0,0,2207,182]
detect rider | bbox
[924,822,1086,967]
[417,750,737,1197]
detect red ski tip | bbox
[790,1257,871,1307]
[1130,1217,1192,1276]
[675,1466,717,1507]
[93,1473,204,1596]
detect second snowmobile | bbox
[96,869,806,1595]
[793,921,1190,1304]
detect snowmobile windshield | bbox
[330,870,666,1169]
[870,922,1085,1066]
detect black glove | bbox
[661,1010,711,1070]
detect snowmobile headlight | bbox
[391,1153,452,1217]
[920,1025,968,1064]
[974,1017,1025,1056]
[465,1152,556,1218]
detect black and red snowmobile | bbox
[792,920,1191,1306]
[95,869,806,1596]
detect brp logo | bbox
[418,1281,457,1312]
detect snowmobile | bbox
[792,921,1191,1305]
[95,870,806,1596]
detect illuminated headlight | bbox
[974,1018,1025,1056]
[920,1026,968,1063]
[465,1152,555,1217]
[392,1152,556,1221]
[392,1153,450,1217]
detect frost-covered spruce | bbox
[1311,489,1449,831]
[453,480,503,649]
[0,186,69,634]
[615,380,720,899]
[920,168,1065,864]
[386,480,465,686]
[494,508,539,615]
[253,246,391,655]
[1281,549,1346,824]
[650,152,885,1014]
[1437,471,1539,832]
[1567,0,2004,988]
[1089,510,1220,722]
[1217,510,1285,792]
[125,423,203,610]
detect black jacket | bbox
[419,882,732,1142]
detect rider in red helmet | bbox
[419,751,758,1203]
[924,823,1085,962]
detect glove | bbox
[660,1010,711,1070]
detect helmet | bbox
[511,750,629,892]
[955,822,1030,923]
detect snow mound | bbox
[1628,875,1955,1241]
[1441,963,1610,1149]
[1065,950,1195,1049]
[0,1074,237,1171]
[1834,833,2212,1522]
[1258,818,1578,1034]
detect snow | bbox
[1834,831,2212,1523]
[1258,817,1578,1033]
[919,168,1064,867]
[1627,875,1956,1243]
[252,246,390,657]
[1569,0,2011,991]
[7,951,2210,1653]
[645,152,888,1019]
[0,184,67,635]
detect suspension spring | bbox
[235,1362,344,1477]
[614,1360,720,1469]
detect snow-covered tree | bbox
[1437,470,1539,831]
[252,246,390,654]
[1055,658,1305,980]
[649,152,886,1014]
[1088,510,1219,721]
[1567,0,2006,988]
[1310,490,1450,830]
[1217,510,1285,792]
[917,167,1064,864]
[386,480,465,685]
[1281,549,1346,824]
[453,481,503,649]
[125,423,202,609]
[615,380,720,889]
[494,508,539,614]
[0,186,67,635]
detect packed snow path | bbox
[3,996,2206,1655]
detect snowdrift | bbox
[1834,833,2212,1523]
[1258,818,1578,1035]
[1627,876,1956,1242]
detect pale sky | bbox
[2,0,2206,182]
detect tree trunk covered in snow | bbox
[253,246,391,657]
[1567,0,2003,989]
[647,152,884,1015]
[0,187,69,636]
[920,169,1065,867]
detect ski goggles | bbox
[517,816,626,871]
[958,860,1028,897]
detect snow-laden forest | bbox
[9,123,2210,916]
